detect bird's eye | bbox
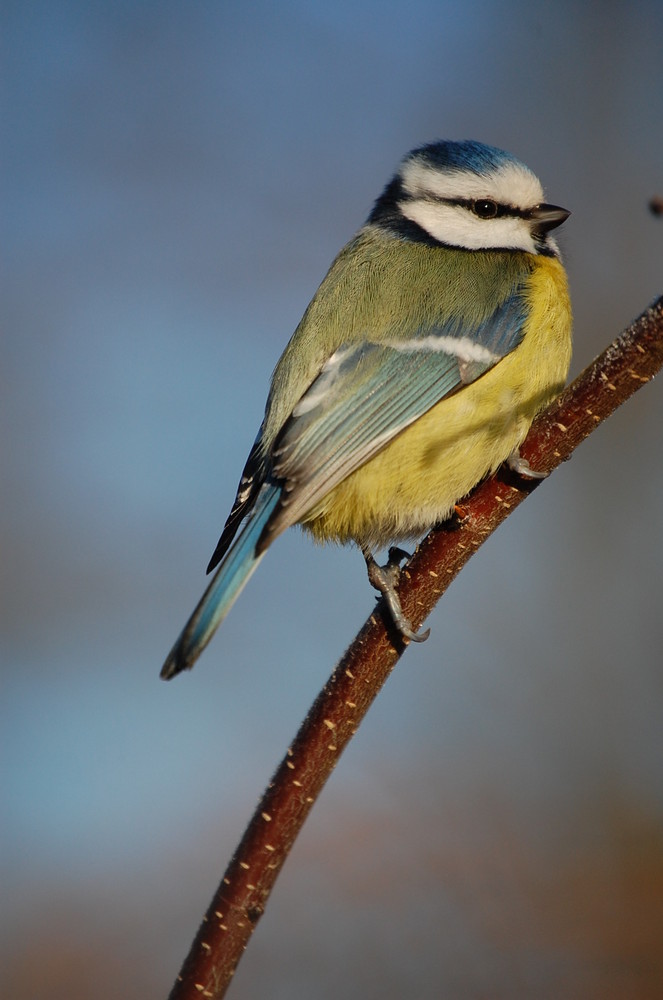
[472,200,499,219]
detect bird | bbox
[161,139,572,680]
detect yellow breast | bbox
[301,254,572,547]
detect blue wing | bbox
[260,291,527,545]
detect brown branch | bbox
[166,295,663,1000]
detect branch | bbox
[166,295,663,1000]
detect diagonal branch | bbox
[166,295,663,1000]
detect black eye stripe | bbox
[422,196,530,220]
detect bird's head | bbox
[369,139,569,256]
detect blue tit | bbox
[161,139,572,680]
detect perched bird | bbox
[161,139,572,680]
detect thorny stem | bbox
[166,296,663,1000]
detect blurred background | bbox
[3,2,662,997]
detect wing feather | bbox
[206,434,265,573]
[259,291,527,547]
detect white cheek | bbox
[399,199,537,253]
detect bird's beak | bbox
[529,203,571,232]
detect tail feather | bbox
[161,485,281,679]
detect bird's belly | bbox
[301,377,530,547]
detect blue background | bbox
[4,3,663,997]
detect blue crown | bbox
[408,140,525,176]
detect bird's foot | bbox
[506,448,548,480]
[362,546,430,643]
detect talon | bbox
[388,546,411,565]
[361,545,430,643]
[506,448,548,480]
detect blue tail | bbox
[161,485,281,679]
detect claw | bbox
[361,546,430,643]
[506,448,548,480]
